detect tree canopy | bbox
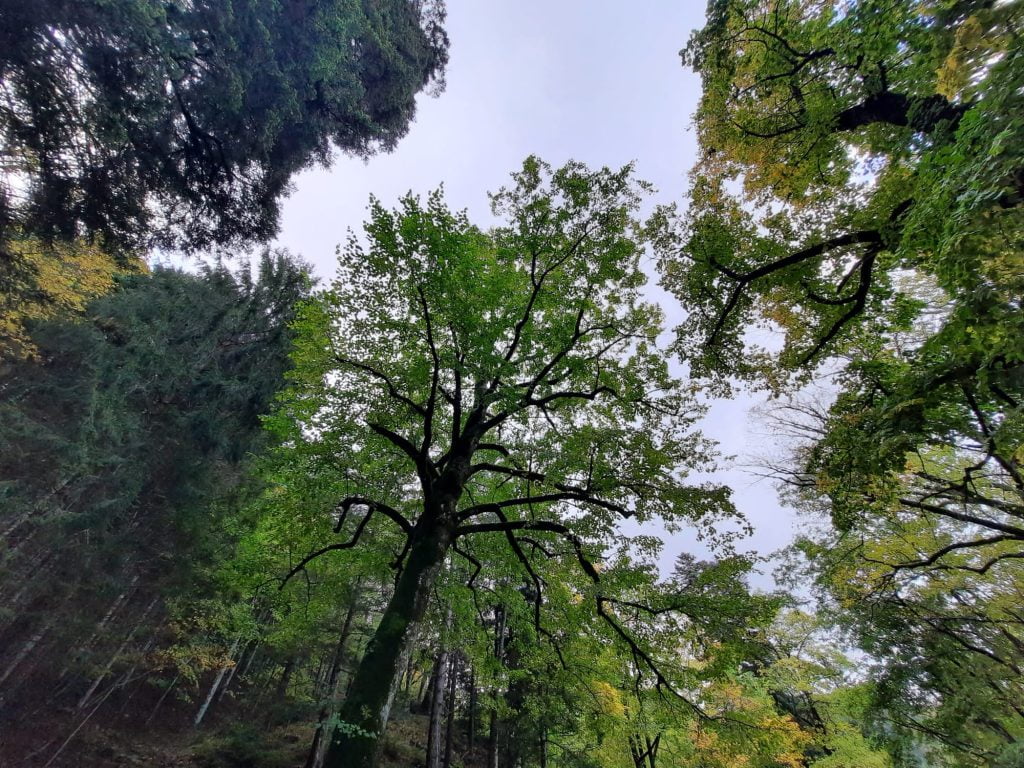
[665,0,1023,384]
[0,0,449,253]
[2,3,1022,767]
[669,1,1024,764]
[260,157,742,767]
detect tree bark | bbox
[194,635,242,727]
[442,653,457,768]
[486,606,506,768]
[0,618,52,688]
[77,596,157,710]
[323,518,451,768]
[264,656,296,727]
[426,649,450,768]
[467,665,477,751]
[487,710,500,768]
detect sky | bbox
[272,1,799,579]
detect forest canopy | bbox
[0,0,449,253]
[0,2,1021,768]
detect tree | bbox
[664,0,1023,383]
[672,1,1024,761]
[0,236,144,360]
[0,0,449,254]
[762,377,1024,765]
[263,157,735,767]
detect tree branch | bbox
[336,355,426,417]
[280,509,378,588]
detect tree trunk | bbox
[467,666,477,751]
[194,635,242,727]
[426,650,450,768]
[486,606,506,768]
[418,659,439,714]
[403,649,415,697]
[77,596,157,710]
[487,710,500,768]
[442,654,457,768]
[217,640,254,703]
[144,674,179,726]
[0,618,52,688]
[306,593,362,768]
[264,656,296,727]
[323,519,451,768]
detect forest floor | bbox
[2,701,473,768]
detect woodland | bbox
[0,1,1021,768]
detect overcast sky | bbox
[272,1,798,579]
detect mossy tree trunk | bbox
[324,515,452,768]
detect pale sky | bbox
[272,1,798,579]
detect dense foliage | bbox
[0,255,311,755]
[262,157,746,767]
[0,0,449,253]
[669,1,1024,765]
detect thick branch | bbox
[836,91,969,134]
[334,496,412,535]
[706,229,882,348]
[456,490,630,522]
[418,285,440,459]
[455,518,601,583]
[897,498,1024,539]
[280,509,379,587]
[369,422,431,478]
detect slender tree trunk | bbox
[419,659,439,714]
[467,666,477,751]
[487,606,506,768]
[324,518,451,768]
[0,618,53,687]
[646,734,659,768]
[237,640,261,681]
[426,649,450,768]
[487,710,500,768]
[306,593,362,768]
[116,634,156,712]
[194,636,242,727]
[144,674,179,726]
[61,576,138,680]
[77,596,157,710]
[264,656,296,727]
[442,654,457,768]
[629,733,644,768]
[404,649,415,697]
[216,640,253,703]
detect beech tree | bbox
[265,157,734,767]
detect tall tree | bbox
[0,236,143,360]
[263,157,735,768]
[0,0,448,253]
[671,1,1024,761]
[664,0,1022,383]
